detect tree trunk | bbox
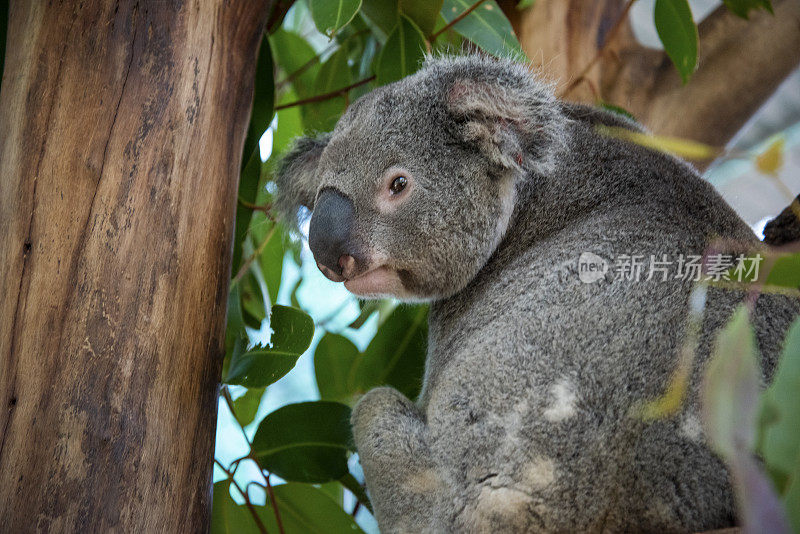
[501,0,800,152]
[0,1,269,531]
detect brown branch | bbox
[275,30,370,92]
[274,76,376,110]
[264,474,285,534]
[214,459,269,534]
[559,0,637,98]
[239,198,273,214]
[430,0,490,41]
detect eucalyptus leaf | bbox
[210,481,256,534]
[760,318,800,481]
[440,0,526,61]
[359,0,399,42]
[232,387,265,427]
[224,305,314,388]
[305,46,353,132]
[702,306,760,459]
[310,0,363,38]
[376,15,427,86]
[257,483,365,534]
[399,0,443,35]
[764,252,800,291]
[270,30,319,98]
[654,0,698,84]
[356,305,428,399]
[231,150,262,274]
[315,333,360,402]
[722,0,773,19]
[242,37,275,168]
[252,401,354,483]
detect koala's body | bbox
[276,55,799,533]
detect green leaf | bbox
[225,282,247,359]
[271,90,305,159]
[252,401,354,483]
[210,481,256,534]
[654,0,698,84]
[305,46,353,132]
[241,265,266,329]
[258,483,365,534]
[348,300,380,329]
[261,229,285,307]
[764,252,800,291]
[232,387,265,427]
[339,472,373,513]
[225,305,314,388]
[310,0,363,38]
[356,305,428,399]
[399,0,443,35]
[359,0,399,42]
[761,318,800,482]
[232,150,262,274]
[243,36,275,168]
[599,102,636,122]
[315,333,360,402]
[517,0,536,9]
[722,0,773,19]
[270,30,319,98]
[440,0,526,61]
[702,306,761,459]
[376,15,428,86]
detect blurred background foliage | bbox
[212,1,800,533]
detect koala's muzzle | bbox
[309,188,364,282]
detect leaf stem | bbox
[274,76,376,110]
[429,0,491,41]
[264,473,286,534]
[215,458,270,534]
[339,472,373,514]
[234,225,278,283]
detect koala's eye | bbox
[389,176,408,195]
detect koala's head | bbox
[275,55,566,302]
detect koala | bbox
[275,55,799,533]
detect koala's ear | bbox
[274,133,331,225]
[445,73,564,175]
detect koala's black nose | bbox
[309,188,359,281]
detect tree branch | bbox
[502,0,800,156]
[274,76,376,110]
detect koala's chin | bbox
[341,266,408,300]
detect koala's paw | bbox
[352,388,445,533]
[352,387,427,462]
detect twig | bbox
[275,30,370,92]
[239,198,273,214]
[222,388,286,534]
[215,458,270,534]
[274,76,376,110]
[233,225,278,283]
[559,0,637,98]
[351,500,361,517]
[430,0,490,41]
[264,473,285,534]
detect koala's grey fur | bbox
[275,55,799,533]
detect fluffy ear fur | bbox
[429,55,566,176]
[274,133,331,227]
